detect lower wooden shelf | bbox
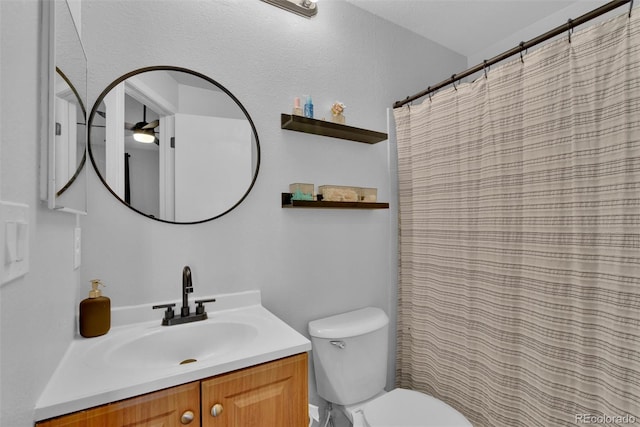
[281,193,389,209]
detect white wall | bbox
[1,1,82,426]
[80,0,465,419]
[0,1,465,426]
[467,1,623,68]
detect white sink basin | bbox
[35,291,312,423]
[104,321,259,369]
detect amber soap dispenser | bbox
[79,279,111,338]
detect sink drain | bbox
[180,358,197,365]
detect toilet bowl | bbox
[346,388,471,427]
[308,307,472,427]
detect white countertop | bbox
[34,290,311,421]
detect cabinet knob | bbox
[180,410,195,424]
[211,403,224,417]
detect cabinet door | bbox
[202,353,308,427]
[36,382,200,427]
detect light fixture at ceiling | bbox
[261,0,317,18]
[133,129,156,143]
[129,105,158,144]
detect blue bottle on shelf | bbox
[304,95,314,119]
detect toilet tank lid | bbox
[308,307,389,339]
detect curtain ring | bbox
[567,18,574,43]
[519,41,525,63]
[483,60,489,79]
[451,74,458,91]
[427,87,432,102]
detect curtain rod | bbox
[393,0,633,108]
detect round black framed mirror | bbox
[88,66,260,224]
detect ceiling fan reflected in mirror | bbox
[126,105,159,144]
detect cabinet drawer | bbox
[36,382,200,427]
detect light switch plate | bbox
[73,226,81,269]
[0,201,30,285]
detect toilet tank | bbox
[308,307,389,405]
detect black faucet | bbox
[152,265,216,326]
[182,266,193,317]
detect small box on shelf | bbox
[289,183,314,201]
[318,185,360,202]
[359,187,377,202]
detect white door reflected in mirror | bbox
[174,114,252,223]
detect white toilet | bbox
[309,307,472,427]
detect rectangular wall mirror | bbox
[40,0,88,214]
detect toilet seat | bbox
[361,388,472,427]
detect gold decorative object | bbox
[331,102,346,124]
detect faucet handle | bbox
[152,303,176,321]
[194,298,216,315]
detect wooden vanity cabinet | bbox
[35,353,308,427]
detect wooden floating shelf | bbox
[281,114,388,144]
[281,193,389,209]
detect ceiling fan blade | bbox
[124,122,137,130]
[142,120,159,130]
[96,111,106,118]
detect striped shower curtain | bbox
[393,9,639,427]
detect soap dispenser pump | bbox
[79,279,111,338]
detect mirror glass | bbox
[88,67,260,224]
[54,67,86,196]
